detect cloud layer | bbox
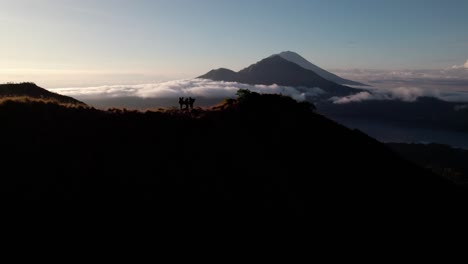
[331,86,468,104]
[50,76,468,107]
[50,78,324,102]
[332,87,438,104]
[332,62,468,91]
[452,60,468,69]
[329,61,468,103]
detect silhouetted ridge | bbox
[199,55,361,96]
[0,82,86,106]
[0,91,464,218]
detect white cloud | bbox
[388,87,434,101]
[331,92,373,104]
[50,79,324,102]
[437,91,468,102]
[331,87,441,104]
[331,64,468,91]
[452,60,468,69]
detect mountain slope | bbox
[199,55,361,96]
[277,51,368,86]
[200,68,238,82]
[0,82,86,106]
[388,143,468,184]
[0,91,463,217]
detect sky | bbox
[0,0,467,88]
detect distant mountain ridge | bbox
[276,51,368,86]
[0,82,86,106]
[199,55,362,97]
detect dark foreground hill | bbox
[388,143,468,185]
[0,82,87,106]
[0,90,464,218]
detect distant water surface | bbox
[333,118,468,149]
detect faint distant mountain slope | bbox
[199,55,361,96]
[277,51,368,86]
[0,82,86,106]
[200,68,238,82]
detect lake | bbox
[332,118,468,149]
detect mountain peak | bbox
[199,51,368,93]
[278,50,302,57]
[199,55,361,96]
[198,68,237,82]
[275,51,368,86]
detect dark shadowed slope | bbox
[277,51,369,86]
[388,143,468,184]
[199,55,362,96]
[0,82,86,106]
[0,90,464,218]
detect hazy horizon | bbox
[1,0,467,88]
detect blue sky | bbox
[0,0,467,87]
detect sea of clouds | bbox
[51,78,325,102]
[50,63,468,107]
[331,86,468,104]
[328,61,468,104]
[332,60,468,92]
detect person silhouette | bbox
[188,97,196,110]
[184,98,190,110]
[178,97,185,110]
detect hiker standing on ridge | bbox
[188,97,196,110]
[179,97,185,110]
